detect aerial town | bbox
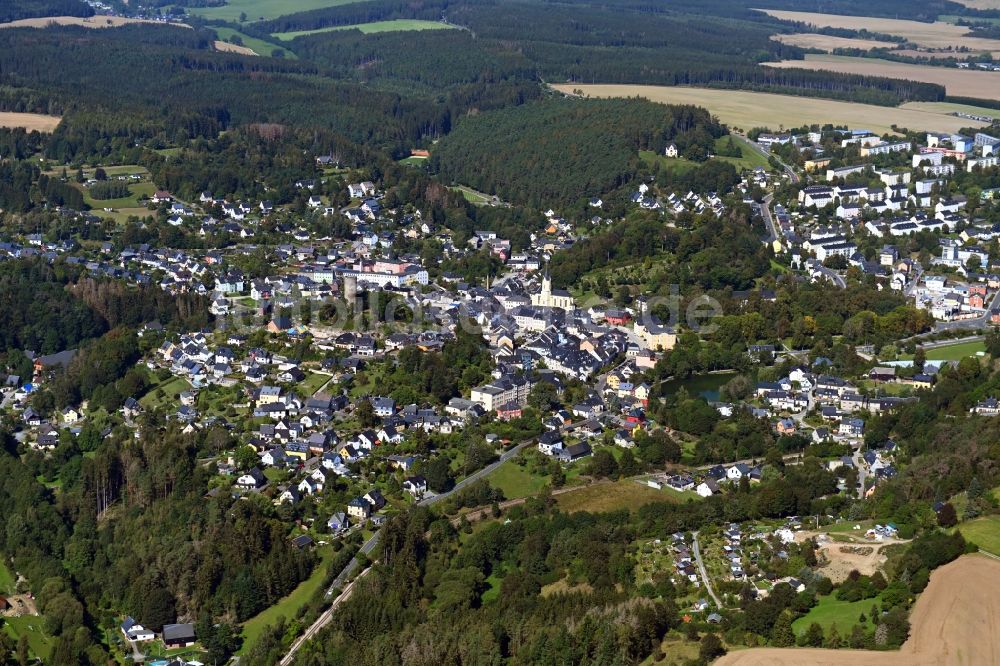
[2,0,1000,665]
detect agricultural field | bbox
[949,0,1000,8]
[0,111,61,132]
[555,84,989,135]
[757,10,1000,56]
[0,15,189,29]
[765,54,1000,100]
[273,19,455,40]
[958,514,1000,554]
[770,33,896,51]
[214,39,257,55]
[213,26,294,58]
[717,554,1000,665]
[900,100,999,121]
[190,0,370,23]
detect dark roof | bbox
[291,534,314,549]
[162,623,195,641]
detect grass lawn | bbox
[93,207,153,225]
[80,181,155,211]
[640,150,701,174]
[556,479,688,514]
[213,26,296,58]
[480,570,504,603]
[641,135,770,175]
[191,0,368,23]
[398,155,429,166]
[958,515,1000,555]
[5,615,53,662]
[240,546,334,652]
[140,376,191,410]
[489,460,550,500]
[900,340,985,361]
[298,372,330,396]
[448,185,493,205]
[0,559,15,595]
[714,134,771,171]
[263,467,288,483]
[926,340,986,361]
[680,440,698,464]
[273,19,455,40]
[143,641,209,662]
[792,592,883,635]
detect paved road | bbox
[759,195,845,288]
[736,133,799,184]
[904,267,925,298]
[692,531,722,608]
[759,193,779,245]
[930,287,1000,332]
[814,264,847,289]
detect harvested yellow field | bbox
[553,84,988,135]
[772,33,896,51]
[765,54,1000,100]
[757,9,1000,55]
[214,40,256,56]
[953,0,1000,8]
[892,49,971,59]
[0,15,190,29]
[0,112,61,132]
[716,554,1000,666]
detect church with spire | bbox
[531,269,575,310]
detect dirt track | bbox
[715,554,1000,665]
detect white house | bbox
[726,463,750,481]
[120,617,155,643]
[696,479,719,497]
